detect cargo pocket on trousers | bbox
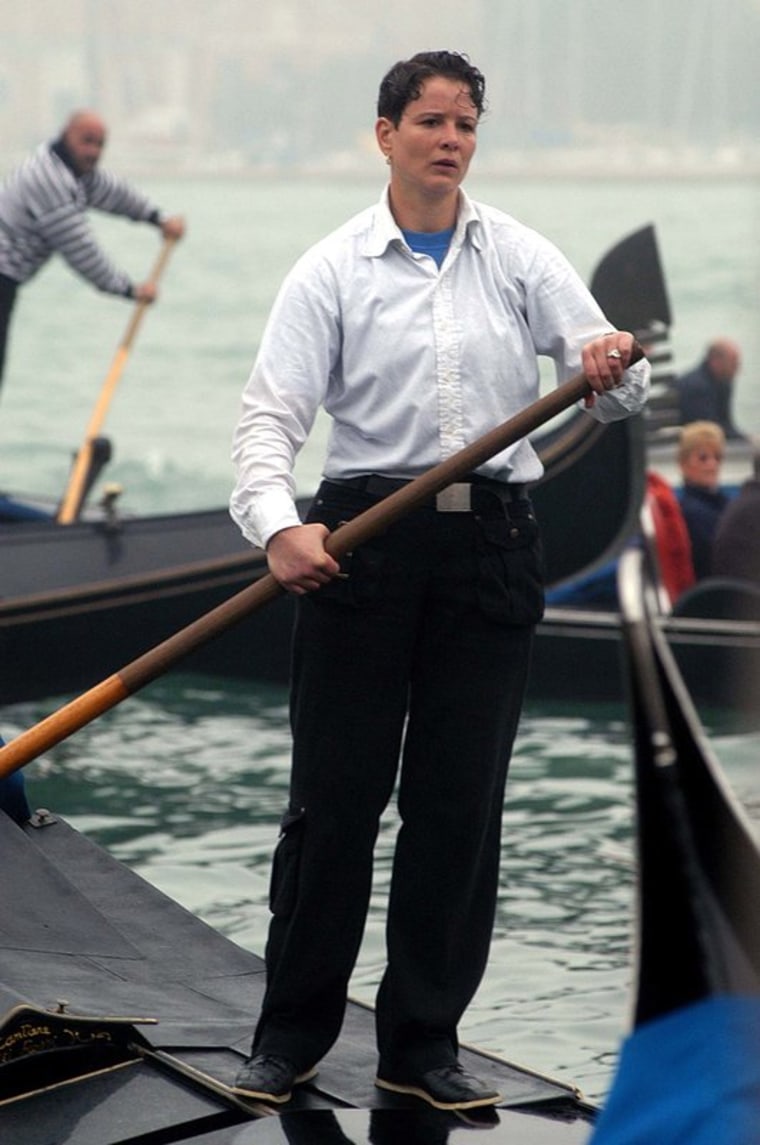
[269,807,306,918]
[476,510,545,624]
[304,489,388,608]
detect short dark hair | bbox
[377,51,486,126]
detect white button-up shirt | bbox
[231,188,649,549]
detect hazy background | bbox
[3,0,760,176]
[1,0,759,493]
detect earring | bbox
[385,154,391,165]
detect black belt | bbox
[325,474,527,512]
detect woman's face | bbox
[376,75,478,203]
[681,441,723,490]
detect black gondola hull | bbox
[1,414,647,707]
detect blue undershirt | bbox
[402,226,455,269]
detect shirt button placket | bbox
[433,274,464,460]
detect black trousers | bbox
[0,274,18,390]
[253,479,544,1074]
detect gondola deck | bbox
[0,809,595,1144]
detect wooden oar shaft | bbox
[57,237,177,526]
[0,347,642,778]
[1,575,284,775]
[118,237,177,355]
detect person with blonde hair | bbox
[677,420,730,579]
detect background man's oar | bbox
[57,236,178,525]
[0,344,643,779]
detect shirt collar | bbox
[453,190,483,251]
[50,137,83,179]
[364,186,483,257]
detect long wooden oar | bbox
[0,345,643,779]
[57,236,178,525]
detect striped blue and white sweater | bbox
[0,142,164,295]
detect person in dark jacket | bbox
[712,452,760,583]
[0,109,185,390]
[676,339,746,440]
[677,421,730,579]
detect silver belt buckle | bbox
[436,483,472,512]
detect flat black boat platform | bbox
[0,809,595,1144]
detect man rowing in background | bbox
[0,109,185,393]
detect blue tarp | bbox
[590,995,760,1144]
[0,494,53,521]
[0,736,31,824]
[545,558,619,606]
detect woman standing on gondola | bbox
[230,49,649,1110]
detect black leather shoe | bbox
[375,1062,502,1110]
[232,1052,317,1103]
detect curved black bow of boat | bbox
[617,547,760,1015]
[590,547,760,1144]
